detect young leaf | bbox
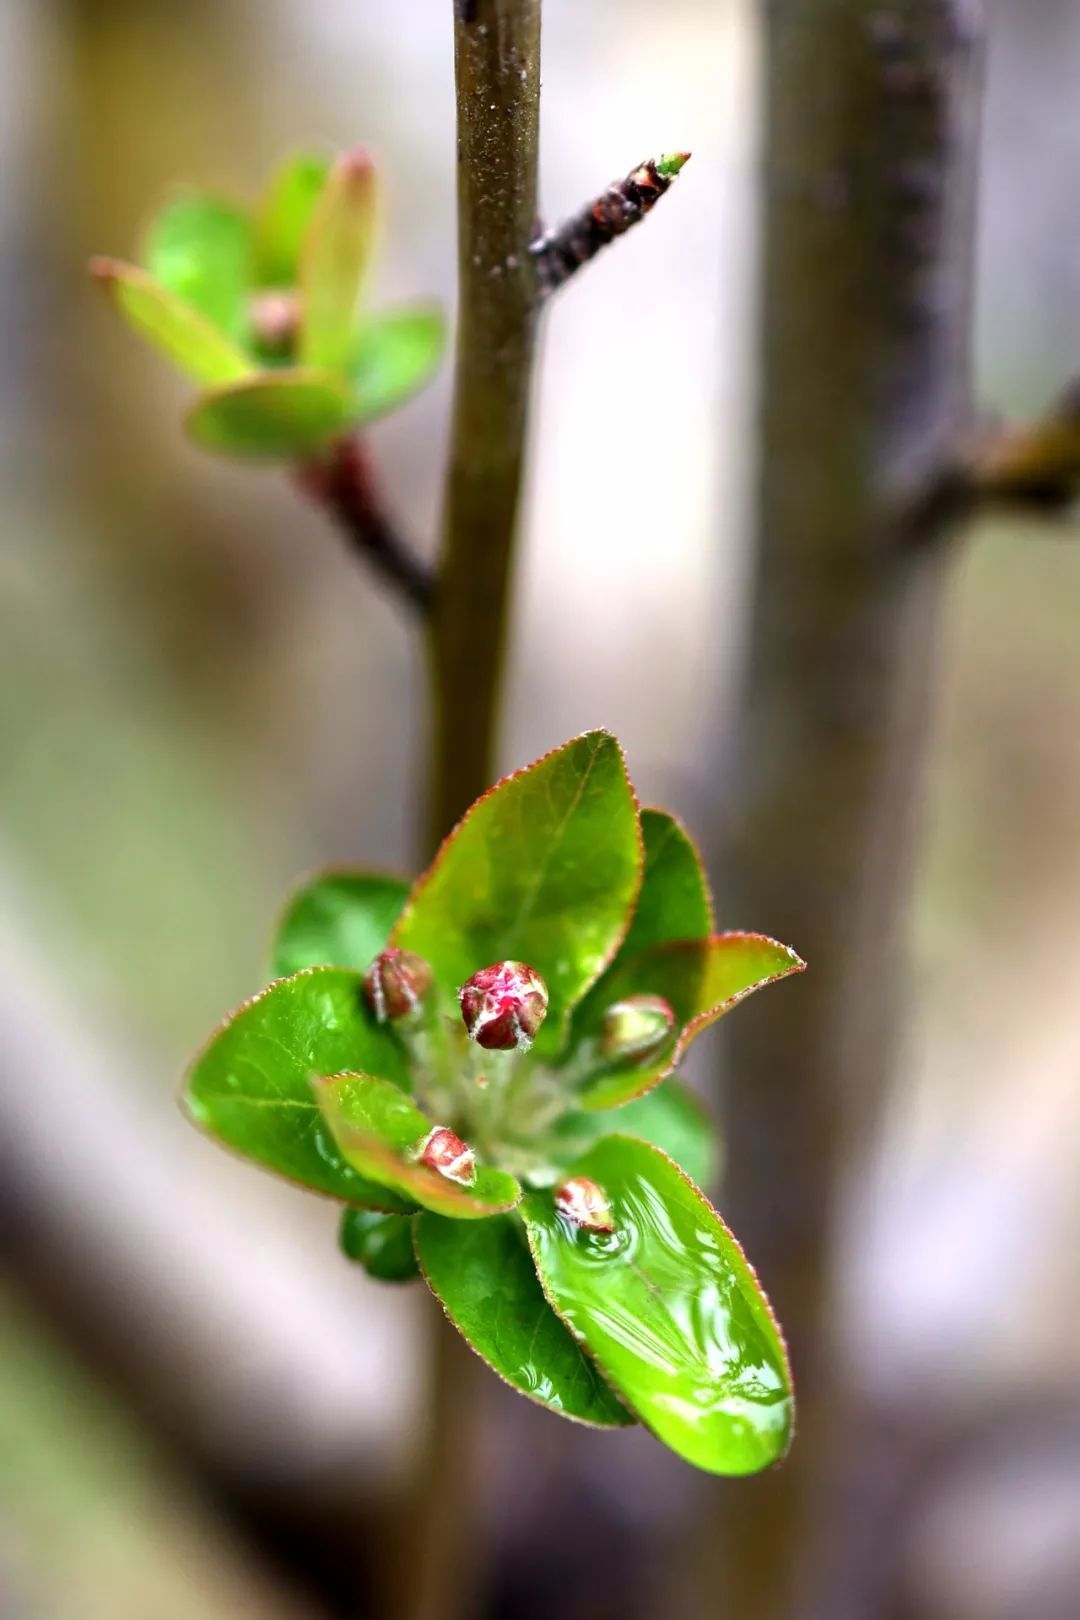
[339,1208,420,1282]
[185,369,356,458]
[300,150,378,373]
[272,871,410,978]
[549,1080,718,1191]
[524,1136,792,1476]
[352,305,446,424]
[415,1213,633,1427]
[255,150,332,287]
[183,966,413,1205]
[142,192,252,345]
[580,932,805,1111]
[315,1072,521,1219]
[90,258,253,387]
[392,731,642,1052]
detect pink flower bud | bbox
[249,290,300,357]
[415,1125,476,1187]
[599,994,675,1066]
[458,960,549,1051]
[554,1176,615,1233]
[363,947,433,1023]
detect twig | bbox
[297,437,434,614]
[530,152,690,296]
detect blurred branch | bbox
[530,152,690,296]
[298,438,435,615]
[697,4,985,1618]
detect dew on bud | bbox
[415,1125,476,1186]
[554,1175,615,1233]
[599,993,676,1066]
[363,947,433,1023]
[459,960,548,1052]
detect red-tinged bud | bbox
[599,994,676,1066]
[363,947,433,1023]
[458,960,549,1052]
[249,290,300,358]
[554,1176,615,1233]
[415,1125,476,1187]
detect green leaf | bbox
[184,369,356,458]
[183,967,413,1206]
[415,1213,632,1427]
[524,1136,792,1475]
[549,1081,718,1191]
[339,1208,420,1282]
[352,305,446,423]
[272,871,410,978]
[255,150,332,287]
[300,150,378,373]
[392,731,643,1053]
[142,192,253,345]
[90,257,252,387]
[580,932,805,1111]
[315,1072,522,1219]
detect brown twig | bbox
[297,437,435,615]
[530,153,690,296]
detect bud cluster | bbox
[363,947,433,1024]
[459,960,549,1052]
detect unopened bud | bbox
[363,947,433,1023]
[599,994,676,1066]
[458,960,549,1052]
[249,290,300,358]
[554,1176,614,1233]
[414,1125,476,1186]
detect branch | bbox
[297,438,434,615]
[530,152,690,296]
[427,0,543,839]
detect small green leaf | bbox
[549,1081,718,1191]
[142,192,252,345]
[272,871,410,978]
[524,1136,792,1475]
[352,305,446,423]
[392,731,643,1052]
[255,150,332,287]
[300,150,378,373]
[90,257,252,387]
[183,967,412,1205]
[185,369,356,458]
[415,1213,632,1427]
[339,1208,419,1282]
[580,933,805,1111]
[316,1072,522,1219]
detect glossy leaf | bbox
[549,1081,718,1191]
[142,192,252,344]
[255,150,332,287]
[415,1213,632,1427]
[392,731,642,1052]
[183,967,412,1205]
[90,257,252,387]
[185,369,356,458]
[339,1208,419,1282]
[352,305,446,423]
[580,933,805,1111]
[524,1136,793,1475]
[315,1071,522,1218]
[272,871,410,978]
[300,151,378,373]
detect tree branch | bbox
[530,152,690,296]
[297,438,435,614]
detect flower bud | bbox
[415,1125,476,1187]
[458,960,548,1052]
[554,1176,614,1233]
[249,290,300,358]
[599,994,675,1067]
[363,947,433,1023]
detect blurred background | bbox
[2,0,1080,1616]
